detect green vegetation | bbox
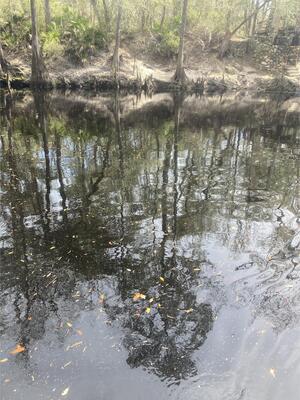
[0,0,300,86]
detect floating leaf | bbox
[66,322,73,328]
[145,307,151,314]
[9,344,25,355]
[0,358,8,363]
[149,298,154,303]
[133,293,146,301]
[159,277,165,283]
[61,387,70,396]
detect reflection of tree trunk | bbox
[55,133,67,213]
[172,96,182,240]
[34,93,51,237]
[160,130,173,274]
[87,138,111,200]
[114,92,127,297]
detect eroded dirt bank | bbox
[1,42,300,96]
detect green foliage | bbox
[56,7,103,63]
[41,24,63,58]
[39,6,106,63]
[0,14,31,49]
[150,17,180,58]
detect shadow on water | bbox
[0,90,299,399]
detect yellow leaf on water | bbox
[0,358,9,363]
[9,344,25,355]
[159,277,165,283]
[61,387,70,396]
[145,307,151,314]
[133,293,146,301]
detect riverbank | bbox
[1,40,299,96]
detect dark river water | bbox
[0,91,299,400]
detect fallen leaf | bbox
[133,293,146,301]
[66,322,72,328]
[9,344,25,355]
[61,387,70,396]
[149,298,154,303]
[145,307,151,314]
[159,277,165,283]
[0,358,9,363]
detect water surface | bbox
[0,92,299,400]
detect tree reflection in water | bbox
[0,91,299,390]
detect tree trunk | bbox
[0,42,11,91]
[44,0,51,30]
[112,1,122,80]
[90,0,101,25]
[102,0,111,31]
[30,0,48,86]
[250,0,259,36]
[160,4,166,30]
[218,0,271,59]
[173,0,189,84]
[0,42,8,73]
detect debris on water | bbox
[270,368,276,378]
[61,387,70,396]
[66,341,83,351]
[133,292,146,301]
[62,361,72,369]
[9,344,25,355]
